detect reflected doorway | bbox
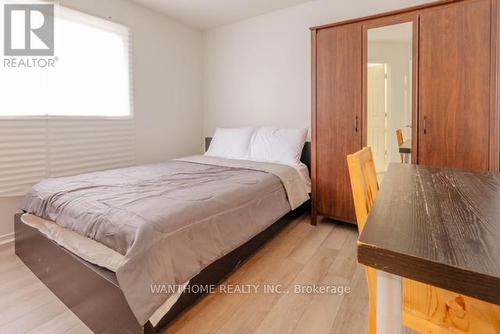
[367,22,413,178]
[367,63,389,173]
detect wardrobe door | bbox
[419,0,491,171]
[315,24,362,223]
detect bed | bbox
[15,137,311,334]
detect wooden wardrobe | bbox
[311,0,500,225]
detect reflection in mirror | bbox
[367,22,412,177]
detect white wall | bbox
[0,0,203,242]
[202,0,435,137]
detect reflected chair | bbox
[396,129,406,163]
[347,147,500,334]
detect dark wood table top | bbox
[358,163,500,305]
[399,140,411,154]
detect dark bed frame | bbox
[15,139,311,334]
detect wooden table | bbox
[358,163,500,333]
[398,140,411,154]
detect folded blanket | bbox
[177,155,310,210]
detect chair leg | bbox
[366,267,378,334]
[369,302,377,334]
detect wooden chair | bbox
[347,147,500,334]
[346,147,379,332]
[396,129,405,163]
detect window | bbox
[0,6,135,196]
[0,6,132,117]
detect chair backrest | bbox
[347,147,380,232]
[396,129,405,147]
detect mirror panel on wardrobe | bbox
[366,21,414,180]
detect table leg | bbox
[377,271,403,334]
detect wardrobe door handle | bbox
[423,116,428,134]
[354,116,359,132]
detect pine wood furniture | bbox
[311,0,500,225]
[356,162,500,333]
[396,129,405,146]
[346,148,380,331]
[346,148,379,232]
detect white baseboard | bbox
[0,232,14,248]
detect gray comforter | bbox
[21,156,309,324]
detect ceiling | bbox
[131,0,316,30]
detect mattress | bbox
[21,156,310,325]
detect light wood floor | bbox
[0,215,397,334]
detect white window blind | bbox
[0,119,136,196]
[0,6,136,196]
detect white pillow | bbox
[205,127,254,160]
[250,127,308,166]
